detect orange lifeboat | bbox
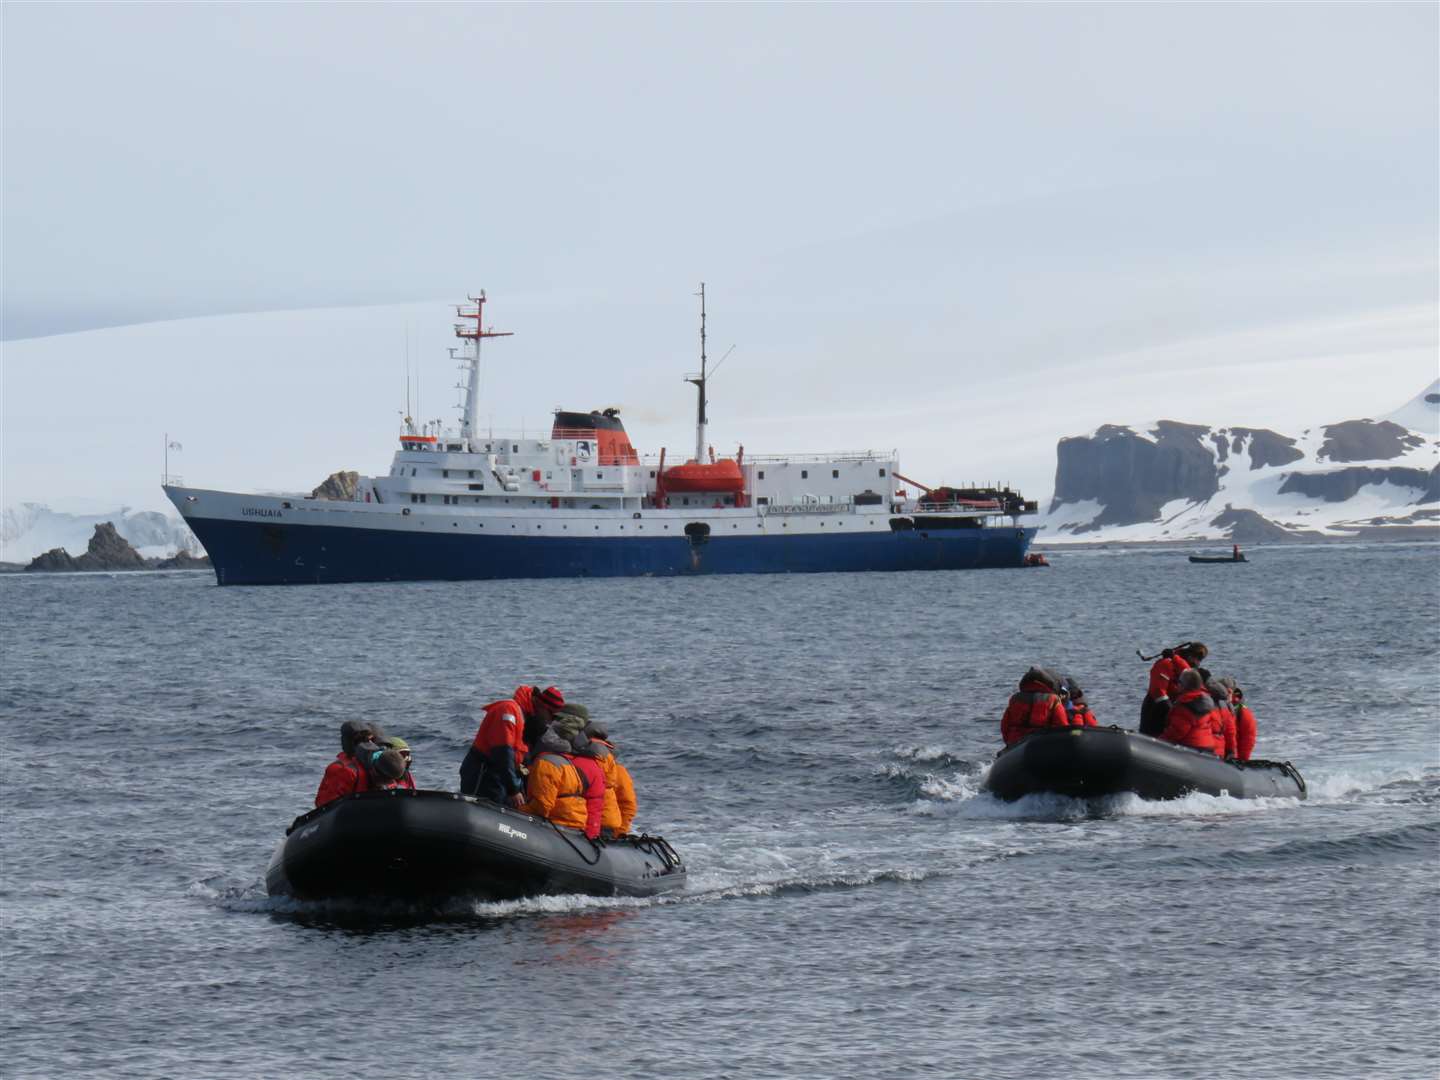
[661,459,745,493]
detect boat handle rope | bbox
[633,833,682,869]
[1278,759,1307,796]
[547,818,603,866]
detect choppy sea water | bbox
[2,542,1437,1080]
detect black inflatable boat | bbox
[984,726,1306,802]
[1189,553,1247,563]
[267,789,686,902]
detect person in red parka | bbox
[1205,677,1240,760]
[1140,642,1208,736]
[315,720,384,807]
[1001,667,1072,746]
[1160,669,1226,756]
[1060,677,1098,727]
[459,685,563,805]
[1229,682,1258,762]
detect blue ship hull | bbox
[185,515,1037,585]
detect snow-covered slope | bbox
[1,504,198,564]
[1039,381,1440,542]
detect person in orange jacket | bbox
[550,704,638,837]
[1205,677,1240,759]
[459,684,563,805]
[315,720,384,807]
[1060,677,1098,727]
[1160,669,1226,756]
[1140,642,1208,736]
[579,719,638,837]
[522,728,605,840]
[1227,680,1258,761]
[1001,668,1072,746]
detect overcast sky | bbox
[3,3,1436,511]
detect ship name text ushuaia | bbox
[165,289,1037,585]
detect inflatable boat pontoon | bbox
[984,726,1306,802]
[267,789,686,901]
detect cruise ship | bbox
[164,290,1037,585]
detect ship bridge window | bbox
[879,468,887,477]
[758,470,765,480]
[468,483,484,491]
[832,469,839,478]
[757,497,769,506]
[468,470,476,479]
[801,470,809,479]
[411,468,417,477]
[513,444,519,453]
[442,469,449,478]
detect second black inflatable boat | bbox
[267,789,686,902]
[984,726,1306,802]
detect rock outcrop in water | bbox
[25,523,211,572]
[1043,380,1440,542]
[2,503,197,565]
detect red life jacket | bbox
[1147,654,1190,700]
[1234,705,1257,761]
[535,752,605,839]
[473,698,530,760]
[315,752,371,807]
[1214,701,1238,759]
[1069,702,1098,727]
[1001,682,1070,745]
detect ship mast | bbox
[453,291,513,448]
[684,282,708,463]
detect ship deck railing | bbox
[759,501,857,516]
[632,450,895,467]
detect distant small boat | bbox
[1189,545,1247,564]
[1023,553,1050,567]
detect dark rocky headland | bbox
[23,523,211,573]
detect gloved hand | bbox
[508,793,526,810]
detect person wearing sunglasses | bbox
[378,736,418,791]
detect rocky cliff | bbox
[26,523,212,572]
[310,470,360,500]
[1042,381,1440,541]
